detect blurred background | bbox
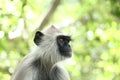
[0,0,120,80]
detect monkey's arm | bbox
[50,65,70,80]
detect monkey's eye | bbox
[59,38,64,43]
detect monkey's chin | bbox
[62,51,72,57]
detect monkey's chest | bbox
[32,59,51,80]
[34,70,50,80]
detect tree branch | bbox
[37,0,61,30]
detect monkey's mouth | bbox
[63,51,71,53]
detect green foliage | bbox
[0,0,120,80]
[110,0,120,17]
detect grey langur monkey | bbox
[11,25,72,80]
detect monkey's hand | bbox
[49,64,70,80]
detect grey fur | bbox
[11,28,71,80]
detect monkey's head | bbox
[34,26,72,64]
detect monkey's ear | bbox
[34,31,44,46]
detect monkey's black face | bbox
[34,31,72,58]
[57,35,72,57]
